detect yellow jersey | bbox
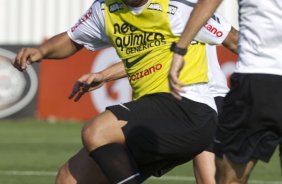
[104,0,208,100]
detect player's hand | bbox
[69,73,105,102]
[168,53,185,100]
[12,48,44,72]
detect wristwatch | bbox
[170,42,187,56]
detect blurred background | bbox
[1,1,281,184]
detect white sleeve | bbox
[168,1,231,45]
[194,13,232,45]
[67,0,111,51]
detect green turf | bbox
[0,119,281,184]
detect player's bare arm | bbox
[69,61,127,102]
[222,27,238,54]
[177,0,223,49]
[168,53,185,100]
[12,32,82,72]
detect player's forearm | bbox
[222,27,238,54]
[177,0,223,48]
[38,32,82,59]
[100,61,127,82]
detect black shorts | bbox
[205,96,225,152]
[215,73,282,163]
[107,92,217,179]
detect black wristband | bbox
[170,42,187,56]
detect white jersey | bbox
[235,0,282,75]
[68,0,231,110]
[206,45,229,97]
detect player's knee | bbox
[195,175,216,184]
[231,172,250,184]
[219,175,248,184]
[56,164,73,184]
[81,120,109,151]
[194,169,216,184]
[216,166,249,184]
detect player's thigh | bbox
[215,154,257,184]
[56,148,109,184]
[193,151,216,184]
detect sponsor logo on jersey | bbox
[125,50,152,68]
[113,23,166,54]
[148,3,162,11]
[167,5,177,15]
[204,23,223,37]
[129,63,163,81]
[0,48,38,118]
[109,3,123,13]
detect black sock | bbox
[89,143,142,184]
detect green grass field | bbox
[0,119,281,184]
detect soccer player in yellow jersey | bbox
[13,0,237,183]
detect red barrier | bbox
[216,45,238,86]
[37,49,97,120]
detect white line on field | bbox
[0,139,80,144]
[0,170,281,184]
[0,170,56,176]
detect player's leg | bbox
[56,148,109,184]
[215,155,257,184]
[193,151,216,184]
[192,96,224,184]
[215,74,282,184]
[82,93,216,183]
[82,110,142,184]
[82,110,127,150]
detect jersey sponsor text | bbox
[129,63,163,81]
[204,23,223,37]
[113,23,166,52]
[148,3,162,11]
[109,3,123,12]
